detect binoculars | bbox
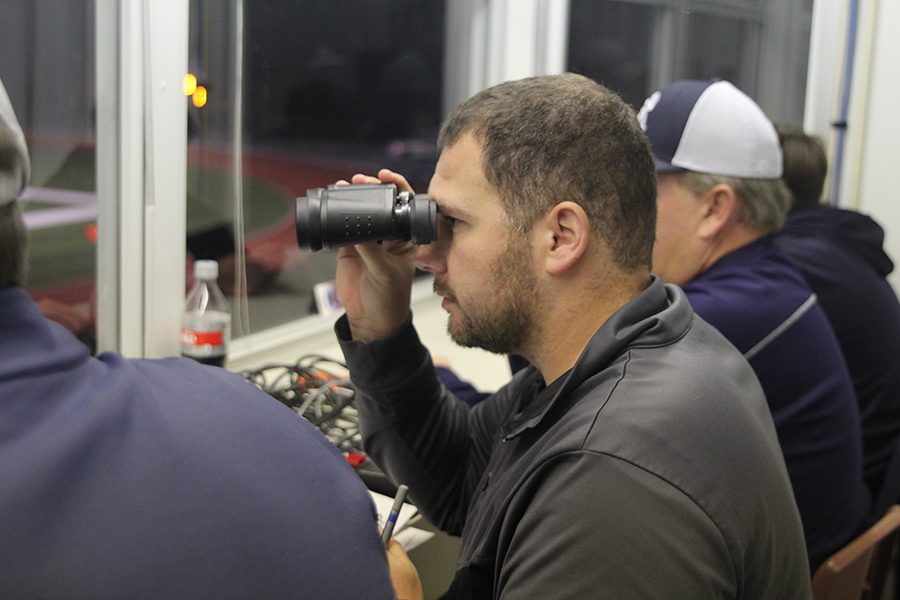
[295,184,437,251]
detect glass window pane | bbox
[566,1,809,125]
[567,0,660,110]
[681,13,760,97]
[188,0,446,338]
[0,0,97,352]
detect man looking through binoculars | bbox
[331,73,812,599]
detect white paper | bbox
[369,490,419,537]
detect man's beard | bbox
[434,239,540,355]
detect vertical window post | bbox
[95,0,188,357]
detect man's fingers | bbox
[337,245,362,261]
[351,173,383,185]
[354,239,417,263]
[344,170,415,194]
[377,169,414,193]
[386,539,424,600]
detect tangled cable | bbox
[242,355,362,454]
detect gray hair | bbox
[679,171,792,234]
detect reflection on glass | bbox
[0,0,97,351]
[188,0,446,337]
[682,14,759,97]
[567,1,788,122]
[567,0,659,110]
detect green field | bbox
[23,147,291,290]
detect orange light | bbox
[192,85,208,108]
[183,73,197,96]
[84,223,98,243]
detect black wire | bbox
[241,356,362,453]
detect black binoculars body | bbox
[295,184,437,251]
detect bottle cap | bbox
[194,259,219,280]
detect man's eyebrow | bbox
[436,201,472,219]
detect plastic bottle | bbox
[181,260,231,367]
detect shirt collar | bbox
[501,368,569,440]
[499,276,691,440]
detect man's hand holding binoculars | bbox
[335,169,420,343]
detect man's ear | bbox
[697,184,739,240]
[539,201,591,276]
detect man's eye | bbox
[442,215,460,228]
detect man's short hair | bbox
[0,201,28,288]
[437,73,657,272]
[678,171,792,235]
[776,125,827,209]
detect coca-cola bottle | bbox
[181,260,231,367]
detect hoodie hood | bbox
[784,205,894,277]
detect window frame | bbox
[95,0,188,358]
[93,0,568,363]
[95,0,814,364]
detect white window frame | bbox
[93,0,821,365]
[444,0,569,113]
[95,0,187,358]
[94,0,569,365]
[233,0,571,365]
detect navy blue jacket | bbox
[683,238,870,571]
[775,206,900,501]
[0,287,393,599]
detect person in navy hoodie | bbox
[637,79,869,571]
[774,126,900,516]
[0,77,406,600]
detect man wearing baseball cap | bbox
[0,77,401,598]
[638,79,869,571]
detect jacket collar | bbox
[0,286,90,379]
[502,276,694,439]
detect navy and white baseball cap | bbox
[0,76,30,206]
[637,79,782,179]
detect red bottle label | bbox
[181,329,224,348]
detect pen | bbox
[381,484,409,546]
